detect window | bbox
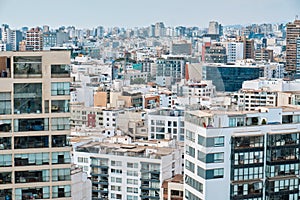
[0,137,11,150]
[15,153,49,166]
[214,137,224,147]
[51,100,69,113]
[127,179,138,185]
[51,118,70,130]
[111,169,122,174]
[111,185,121,191]
[198,135,224,147]
[51,65,70,78]
[52,152,71,164]
[14,136,49,149]
[116,178,122,183]
[208,168,224,179]
[111,160,122,166]
[0,154,12,167]
[14,83,42,114]
[52,135,68,147]
[13,56,42,78]
[185,175,203,193]
[127,162,138,168]
[51,82,70,96]
[127,170,138,176]
[127,195,138,200]
[186,130,195,142]
[0,93,11,114]
[198,151,224,163]
[185,160,195,173]
[233,166,263,181]
[185,189,201,200]
[15,170,50,183]
[52,185,71,198]
[186,145,195,157]
[52,169,71,182]
[0,172,11,184]
[15,187,49,199]
[127,187,138,193]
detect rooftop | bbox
[76,141,176,159]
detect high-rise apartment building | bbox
[156,56,186,87]
[286,20,300,78]
[9,30,23,51]
[26,27,43,51]
[223,42,244,63]
[0,51,72,199]
[184,106,300,200]
[244,39,255,59]
[297,37,300,76]
[204,43,227,63]
[208,21,219,35]
[154,22,165,37]
[171,41,192,55]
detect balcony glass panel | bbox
[52,135,69,147]
[14,136,49,149]
[0,120,11,132]
[51,100,69,113]
[14,83,42,114]
[14,153,49,166]
[51,65,70,78]
[0,137,11,150]
[51,82,70,96]
[0,93,11,115]
[15,170,49,183]
[52,151,71,164]
[14,118,48,132]
[13,56,42,78]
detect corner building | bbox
[0,51,72,199]
[184,106,300,200]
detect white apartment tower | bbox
[184,106,300,200]
[148,108,185,141]
[73,137,182,200]
[223,42,244,63]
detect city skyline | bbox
[0,0,299,29]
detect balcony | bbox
[15,170,49,183]
[14,136,49,149]
[51,65,70,78]
[0,137,11,150]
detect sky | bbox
[0,0,299,29]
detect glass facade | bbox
[231,135,264,200]
[202,65,263,92]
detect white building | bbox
[172,80,216,98]
[148,108,185,141]
[184,106,300,200]
[222,42,244,63]
[73,136,182,200]
[233,78,300,111]
[264,62,285,79]
[71,167,92,200]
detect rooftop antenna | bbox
[296,15,299,20]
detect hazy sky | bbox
[0,0,299,29]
